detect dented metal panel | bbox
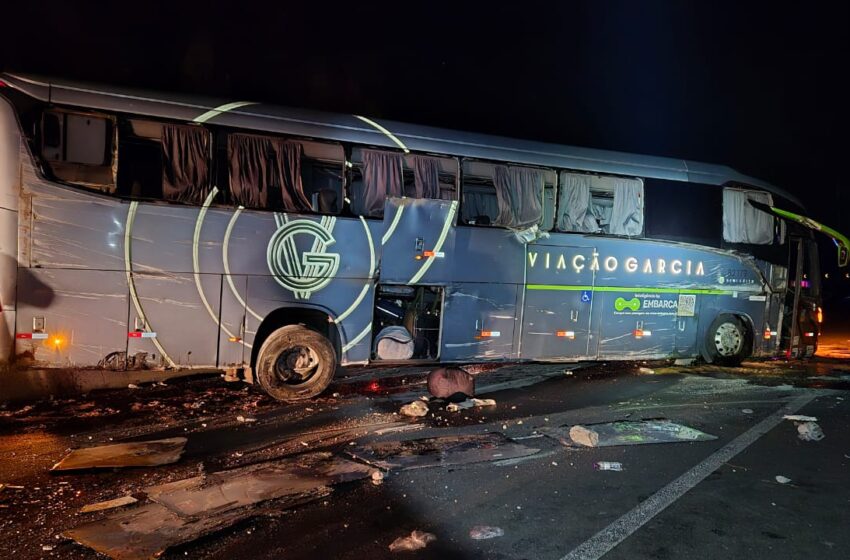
[441,282,519,361]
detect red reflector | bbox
[423,250,435,257]
[804,332,815,337]
[128,332,142,338]
[16,333,32,339]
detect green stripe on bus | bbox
[525,284,733,295]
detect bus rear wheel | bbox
[704,314,751,367]
[255,325,336,401]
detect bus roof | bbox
[1,73,802,208]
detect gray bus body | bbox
[0,74,802,378]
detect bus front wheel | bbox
[704,314,751,367]
[255,325,336,401]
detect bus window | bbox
[349,149,455,218]
[40,110,116,193]
[117,120,212,204]
[460,161,550,228]
[556,172,643,236]
[228,132,338,213]
[400,154,458,201]
[300,141,344,214]
[722,187,778,245]
[644,178,721,246]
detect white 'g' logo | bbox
[267,216,340,299]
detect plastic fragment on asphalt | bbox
[469,525,504,540]
[127,384,140,389]
[775,475,791,484]
[236,415,257,423]
[742,409,754,414]
[783,414,818,422]
[400,400,429,417]
[638,367,655,374]
[389,530,436,552]
[797,421,825,441]
[51,438,188,471]
[371,470,384,485]
[595,461,623,471]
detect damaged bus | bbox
[0,74,845,400]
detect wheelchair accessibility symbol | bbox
[580,290,593,303]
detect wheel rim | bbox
[274,345,321,385]
[713,322,743,357]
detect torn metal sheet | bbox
[544,420,716,448]
[65,488,329,560]
[145,452,372,517]
[346,433,539,470]
[51,437,187,471]
[80,495,139,513]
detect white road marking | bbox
[560,391,818,560]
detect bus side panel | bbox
[127,273,222,368]
[15,268,130,367]
[0,97,21,364]
[441,282,519,361]
[595,290,677,359]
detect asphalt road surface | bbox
[1,355,848,559]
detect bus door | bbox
[783,237,820,358]
[372,197,458,361]
[520,245,596,360]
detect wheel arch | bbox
[250,305,342,368]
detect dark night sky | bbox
[3,2,849,258]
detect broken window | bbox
[227,133,342,213]
[644,178,721,246]
[722,187,779,245]
[348,149,455,218]
[40,109,116,193]
[116,120,212,204]
[556,172,644,236]
[460,161,552,228]
[162,124,212,204]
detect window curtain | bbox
[354,149,404,217]
[161,124,211,204]
[492,166,544,228]
[722,188,774,244]
[609,178,644,236]
[557,172,597,232]
[228,134,310,211]
[412,155,441,199]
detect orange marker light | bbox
[817,307,823,324]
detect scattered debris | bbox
[783,414,818,422]
[373,424,424,436]
[797,421,825,442]
[389,530,436,552]
[66,488,329,559]
[80,495,139,513]
[371,470,385,486]
[445,398,497,412]
[546,420,716,448]
[51,437,188,471]
[674,358,696,366]
[775,475,791,484]
[638,367,655,375]
[595,461,624,471]
[742,409,754,414]
[236,415,257,423]
[42,544,54,552]
[568,425,599,447]
[66,452,372,558]
[347,433,539,471]
[399,400,429,417]
[127,384,140,389]
[427,367,474,400]
[469,525,504,540]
